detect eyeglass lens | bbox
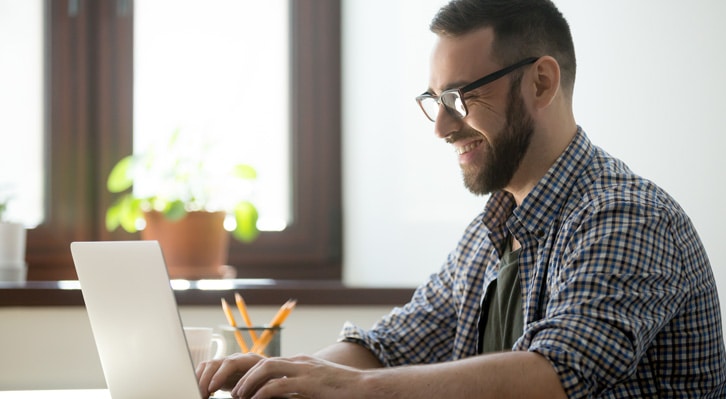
[418,91,466,122]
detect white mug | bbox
[0,222,26,263]
[183,327,226,368]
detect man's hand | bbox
[196,352,266,398]
[230,355,365,399]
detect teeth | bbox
[456,141,481,155]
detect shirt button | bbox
[535,229,545,238]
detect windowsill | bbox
[0,279,416,307]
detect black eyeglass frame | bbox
[415,57,539,122]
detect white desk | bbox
[0,389,233,398]
[0,389,110,398]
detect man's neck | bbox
[506,122,577,206]
[511,236,521,251]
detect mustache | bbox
[444,127,482,145]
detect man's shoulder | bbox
[567,146,684,220]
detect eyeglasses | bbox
[415,57,538,122]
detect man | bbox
[197,0,726,397]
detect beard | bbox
[462,78,534,195]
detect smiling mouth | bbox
[456,140,483,155]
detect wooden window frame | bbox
[27,0,342,282]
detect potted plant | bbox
[0,189,27,282]
[105,129,260,279]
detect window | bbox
[25,0,341,281]
[0,0,44,228]
[134,0,291,231]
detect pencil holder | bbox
[219,325,282,357]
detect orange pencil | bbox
[234,292,259,345]
[221,298,249,353]
[251,299,297,355]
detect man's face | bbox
[428,28,534,196]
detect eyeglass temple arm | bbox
[460,57,539,93]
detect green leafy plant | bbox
[0,186,13,223]
[105,129,260,242]
[0,199,8,223]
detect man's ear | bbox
[529,56,560,110]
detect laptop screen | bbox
[71,241,203,399]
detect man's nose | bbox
[434,105,461,139]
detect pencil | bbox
[251,299,297,355]
[234,292,259,345]
[221,298,250,353]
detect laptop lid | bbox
[70,241,201,399]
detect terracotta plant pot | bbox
[140,210,231,279]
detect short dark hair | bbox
[431,0,576,95]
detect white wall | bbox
[0,305,391,390]
[342,0,483,288]
[342,0,726,326]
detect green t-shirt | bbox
[479,246,524,354]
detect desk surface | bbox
[0,389,110,398]
[0,389,233,398]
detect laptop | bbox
[70,240,227,399]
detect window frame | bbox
[26,0,342,282]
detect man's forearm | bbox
[359,351,567,399]
[314,341,384,370]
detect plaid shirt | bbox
[341,127,726,398]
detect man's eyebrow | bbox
[444,80,469,91]
[425,80,471,96]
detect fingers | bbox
[244,375,300,399]
[226,355,362,399]
[231,355,320,399]
[231,357,293,398]
[196,360,221,398]
[196,353,265,398]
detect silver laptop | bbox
[70,241,213,399]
